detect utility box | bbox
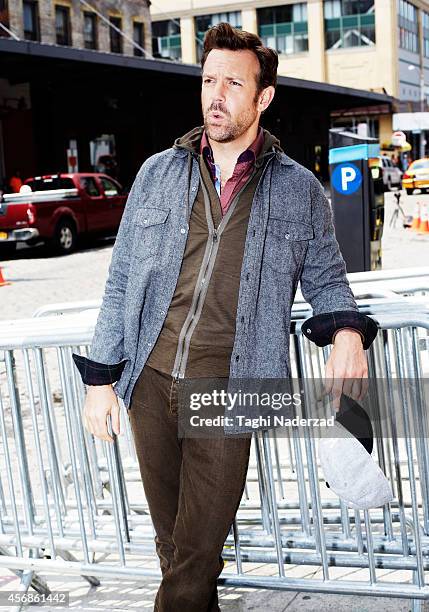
[329,129,385,273]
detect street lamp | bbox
[408,64,426,157]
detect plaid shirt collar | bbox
[200,126,264,172]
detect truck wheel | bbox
[406,188,414,195]
[0,242,17,259]
[50,219,77,255]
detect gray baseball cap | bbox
[318,420,393,510]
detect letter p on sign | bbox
[332,162,362,195]
[341,166,356,191]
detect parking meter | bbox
[329,129,384,272]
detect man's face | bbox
[201,48,261,143]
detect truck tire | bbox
[49,218,77,255]
[0,242,17,259]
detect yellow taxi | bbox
[402,158,429,195]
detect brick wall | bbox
[8,0,152,59]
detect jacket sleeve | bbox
[299,175,378,349]
[71,159,149,385]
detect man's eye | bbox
[204,78,213,83]
[231,81,242,86]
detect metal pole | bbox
[418,7,426,158]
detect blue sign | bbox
[332,163,362,195]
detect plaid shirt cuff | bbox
[301,311,378,350]
[72,353,128,385]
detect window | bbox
[26,177,75,191]
[80,177,100,196]
[152,19,181,61]
[258,5,308,55]
[412,159,429,169]
[330,115,379,138]
[23,0,40,41]
[196,12,241,61]
[398,0,418,52]
[133,21,145,56]
[83,11,97,50]
[423,9,429,57]
[109,16,123,54]
[55,5,71,46]
[324,0,375,49]
[100,177,119,196]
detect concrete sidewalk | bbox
[0,569,425,611]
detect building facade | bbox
[0,0,395,189]
[1,0,152,58]
[0,0,152,188]
[150,0,429,151]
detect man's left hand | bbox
[324,329,368,411]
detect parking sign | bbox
[332,162,362,195]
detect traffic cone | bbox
[411,201,421,231]
[418,203,429,234]
[0,267,10,287]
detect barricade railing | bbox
[29,294,429,333]
[32,301,101,318]
[1,305,429,609]
[30,267,429,319]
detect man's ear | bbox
[258,86,275,113]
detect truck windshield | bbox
[26,178,75,191]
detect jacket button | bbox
[285,233,290,239]
[180,228,186,234]
[306,328,311,333]
[192,186,197,192]
[143,219,148,224]
[235,355,240,361]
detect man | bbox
[73,23,378,612]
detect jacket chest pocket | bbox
[132,207,170,261]
[263,218,314,274]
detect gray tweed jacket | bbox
[72,128,377,409]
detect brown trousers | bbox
[128,364,251,612]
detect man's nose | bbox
[212,81,226,102]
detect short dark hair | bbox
[200,22,278,93]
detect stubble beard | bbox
[203,100,259,143]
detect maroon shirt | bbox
[200,127,265,216]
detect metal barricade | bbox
[30,266,429,320]
[32,301,102,318]
[1,306,429,609]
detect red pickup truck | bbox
[0,173,128,256]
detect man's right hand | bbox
[82,385,121,443]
